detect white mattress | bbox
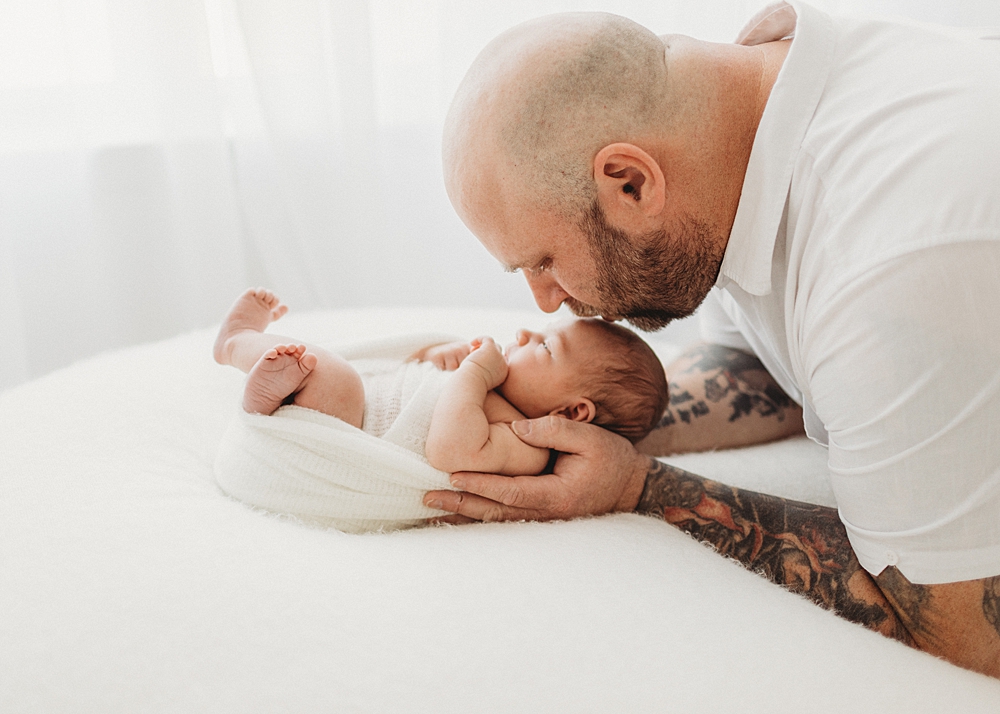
[2,307,998,712]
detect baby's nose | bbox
[515,329,531,346]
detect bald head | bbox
[443,13,672,220]
[444,13,788,326]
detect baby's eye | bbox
[541,341,550,352]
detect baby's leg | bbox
[243,343,365,427]
[243,344,317,415]
[214,288,292,371]
[216,289,365,425]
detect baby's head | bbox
[499,318,669,443]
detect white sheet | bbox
[2,307,998,712]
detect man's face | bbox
[473,194,723,332]
[449,144,723,331]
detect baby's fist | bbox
[465,336,508,387]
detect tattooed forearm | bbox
[638,344,804,457]
[873,566,937,647]
[638,460,1000,677]
[656,344,798,430]
[637,459,905,639]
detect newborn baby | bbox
[214,288,668,477]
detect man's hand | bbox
[423,416,651,523]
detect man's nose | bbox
[524,271,570,313]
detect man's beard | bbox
[566,200,724,332]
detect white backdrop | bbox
[1,0,997,391]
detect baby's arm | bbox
[409,341,472,371]
[425,338,550,476]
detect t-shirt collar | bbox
[716,1,836,296]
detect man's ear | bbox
[549,398,596,424]
[593,142,666,223]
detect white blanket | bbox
[214,333,458,533]
[2,307,999,712]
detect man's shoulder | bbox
[788,17,1000,279]
[803,13,1000,174]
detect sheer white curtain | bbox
[1,0,996,392]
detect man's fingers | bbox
[452,471,566,516]
[511,415,601,453]
[424,482,543,522]
[451,471,549,511]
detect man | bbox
[425,1,1000,677]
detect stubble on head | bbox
[569,200,723,332]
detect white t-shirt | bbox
[701,0,1000,584]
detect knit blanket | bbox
[213,332,459,533]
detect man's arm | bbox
[426,417,1000,678]
[636,343,804,456]
[640,459,1000,678]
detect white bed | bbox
[2,307,998,712]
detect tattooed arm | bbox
[424,410,1000,676]
[636,343,804,456]
[639,459,1000,678]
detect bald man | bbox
[426,1,1000,677]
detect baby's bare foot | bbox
[242,344,319,415]
[214,288,289,365]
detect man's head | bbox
[499,318,668,443]
[444,12,766,330]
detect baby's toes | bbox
[300,352,318,370]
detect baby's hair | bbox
[577,319,669,443]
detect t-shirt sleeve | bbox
[801,240,1000,585]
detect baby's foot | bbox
[242,344,319,415]
[214,288,289,365]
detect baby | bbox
[214,288,668,476]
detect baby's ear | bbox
[550,398,596,423]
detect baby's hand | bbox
[414,341,473,371]
[463,337,508,389]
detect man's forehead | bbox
[476,214,556,271]
[483,208,585,268]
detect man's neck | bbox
[709,38,791,249]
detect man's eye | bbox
[527,258,552,275]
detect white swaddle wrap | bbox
[213,333,460,533]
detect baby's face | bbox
[498,318,609,418]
